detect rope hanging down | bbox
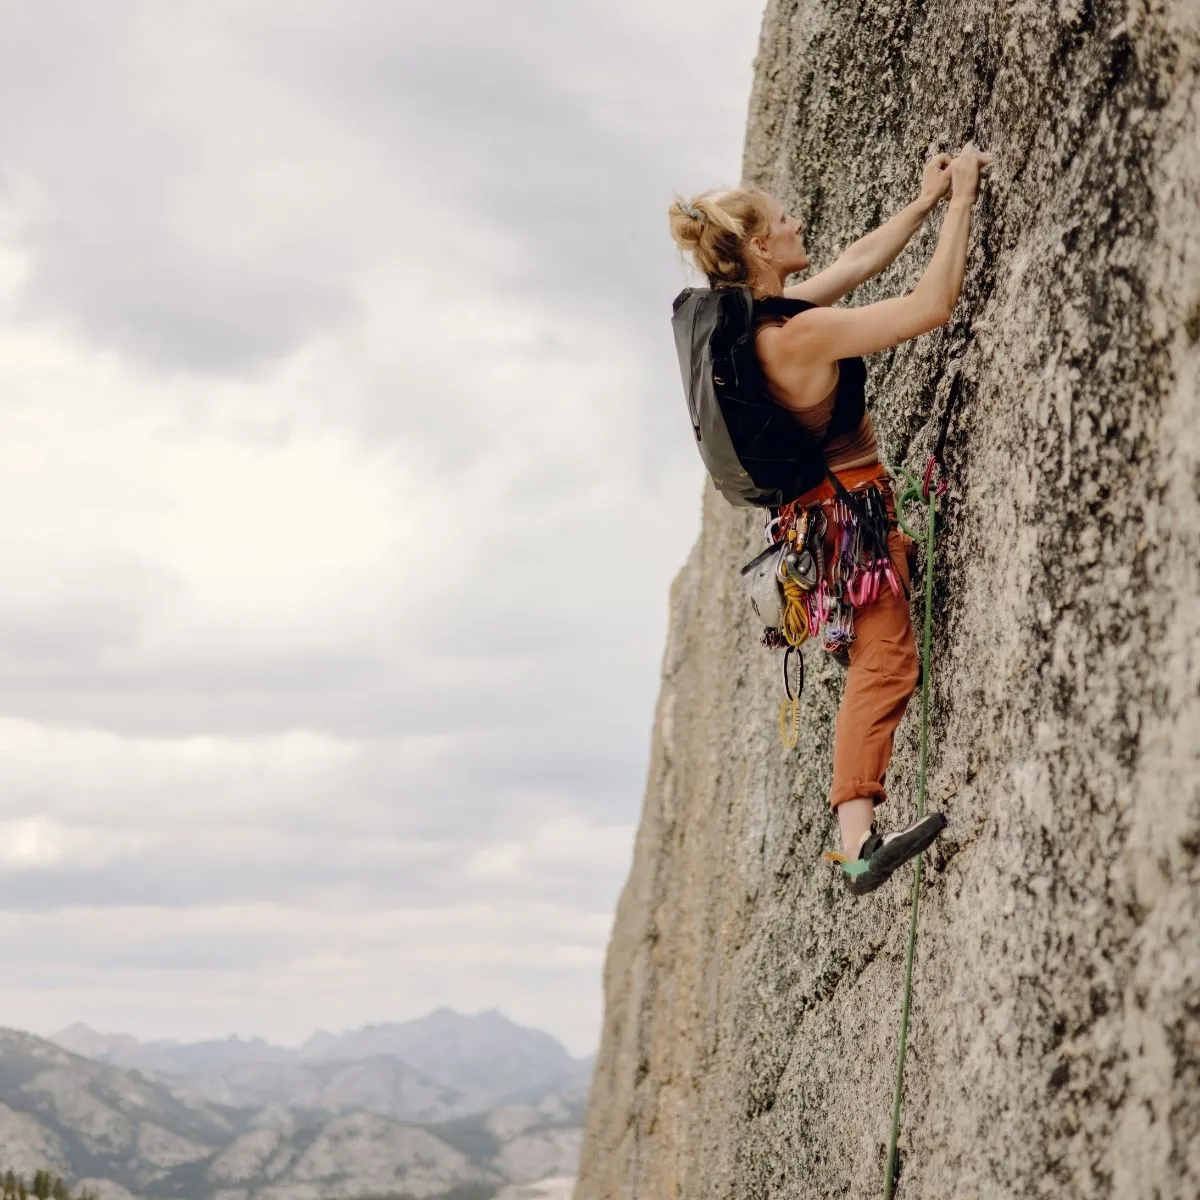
[881,369,961,1200]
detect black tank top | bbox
[752,296,867,444]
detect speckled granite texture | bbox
[577,1,1199,1196]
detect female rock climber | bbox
[668,145,992,894]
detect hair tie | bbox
[681,201,703,221]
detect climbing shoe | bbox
[842,812,947,896]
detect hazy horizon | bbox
[46,1005,595,1058]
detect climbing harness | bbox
[741,479,900,746]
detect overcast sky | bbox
[0,0,766,1057]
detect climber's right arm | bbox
[768,146,991,363]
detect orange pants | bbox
[791,463,920,810]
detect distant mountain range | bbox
[0,1010,592,1200]
[51,1009,592,1123]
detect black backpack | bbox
[671,285,863,509]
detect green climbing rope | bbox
[884,465,941,1200]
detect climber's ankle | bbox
[836,797,876,856]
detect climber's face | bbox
[757,194,810,276]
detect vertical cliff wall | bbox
[578,1,1199,1197]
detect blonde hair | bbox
[667,188,774,290]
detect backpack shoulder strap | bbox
[752,295,818,323]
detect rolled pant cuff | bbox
[829,781,888,810]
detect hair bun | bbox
[668,187,770,289]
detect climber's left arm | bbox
[786,155,952,306]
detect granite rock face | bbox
[577,1,1199,1197]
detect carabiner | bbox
[892,463,928,543]
[815,580,831,627]
[846,567,874,608]
[922,455,948,501]
[883,558,903,598]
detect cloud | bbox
[0,0,765,1056]
[0,2,373,372]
